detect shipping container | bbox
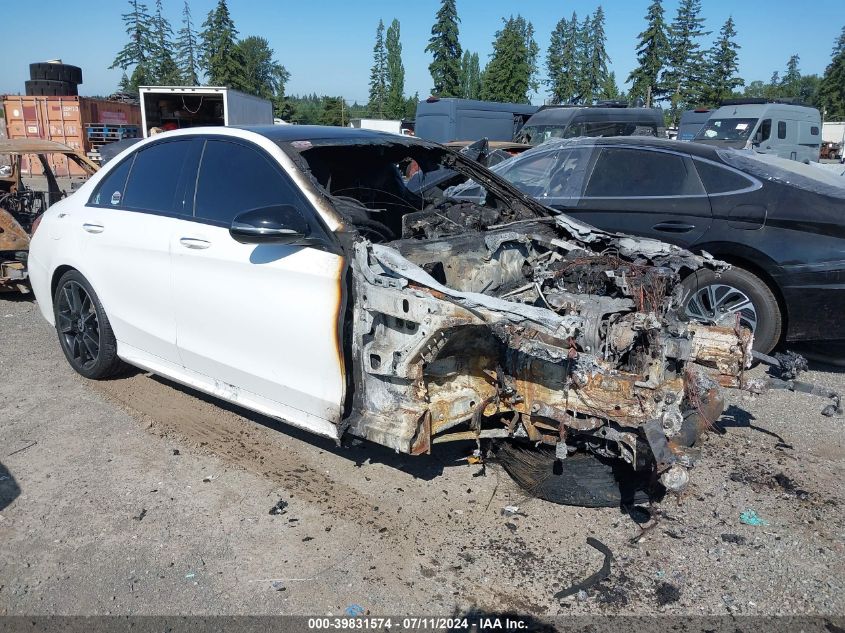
[1,95,141,177]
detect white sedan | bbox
[28,125,748,506]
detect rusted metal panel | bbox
[0,210,29,251]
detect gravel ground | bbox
[1,296,844,617]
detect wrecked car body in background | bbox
[281,132,755,497]
[0,139,98,292]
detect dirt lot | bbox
[1,296,844,617]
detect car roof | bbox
[531,135,722,159]
[526,107,664,126]
[235,124,419,144]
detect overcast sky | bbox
[2,0,843,104]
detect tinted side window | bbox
[90,155,134,206]
[585,148,704,197]
[195,140,307,226]
[778,121,787,139]
[811,126,819,136]
[693,159,755,194]
[122,140,197,215]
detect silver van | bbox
[693,100,822,162]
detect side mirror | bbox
[229,205,310,245]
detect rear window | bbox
[693,159,756,195]
[718,148,845,200]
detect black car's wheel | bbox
[496,444,654,508]
[53,270,124,379]
[679,267,782,354]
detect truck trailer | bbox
[139,86,273,137]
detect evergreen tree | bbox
[110,0,156,94]
[703,16,743,105]
[151,0,180,84]
[118,71,132,93]
[742,80,767,98]
[662,0,710,121]
[781,54,802,97]
[628,0,670,106]
[480,15,538,103]
[199,0,242,88]
[582,6,610,103]
[599,71,620,100]
[235,36,289,101]
[426,0,462,97]
[819,26,845,118]
[545,12,580,104]
[368,19,388,117]
[574,14,593,103]
[385,19,406,119]
[459,51,482,99]
[176,0,201,85]
[320,96,346,126]
[405,91,420,119]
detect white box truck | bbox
[348,118,412,135]
[139,86,273,137]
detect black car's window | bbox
[693,159,756,194]
[584,148,705,197]
[121,140,198,216]
[497,148,592,199]
[194,140,307,226]
[90,155,134,206]
[499,151,560,196]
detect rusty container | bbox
[1,95,141,177]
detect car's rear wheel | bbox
[679,267,782,354]
[53,270,124,379]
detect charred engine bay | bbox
[296,140,750,494]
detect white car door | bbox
[171,137,345,430]
[79,138,202,365]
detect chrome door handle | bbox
[82,223,104,233]
[179,237,211,250]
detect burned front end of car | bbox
[286,136,752,494]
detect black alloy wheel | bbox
[53,270,124,379]
[56,279,100,371]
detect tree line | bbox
[112,0,289,117]
[111,0,845,124]
[422,0,844,122]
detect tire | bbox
[29,63,83,84]
[496,443,654,508]
[679,266,782,354]
[25,79,78,97]
[53,270,124,379]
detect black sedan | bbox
[449,136,845,353]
